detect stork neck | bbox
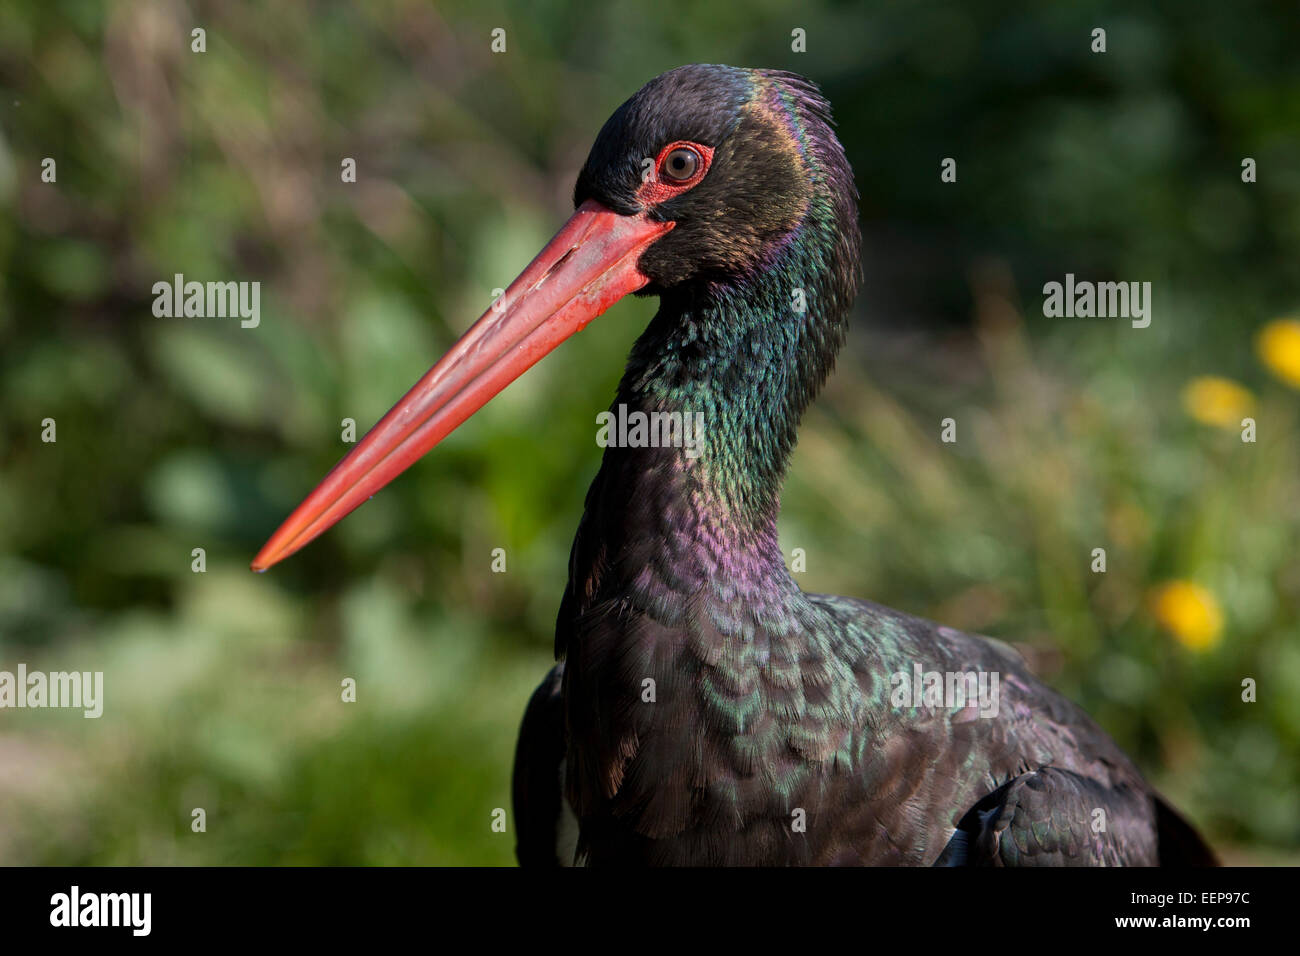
[627,249,842,510]
[620,305,791,532]
[586,250,845,600]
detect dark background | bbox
[0,0,1297,863]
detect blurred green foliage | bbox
[0,0,1297,864]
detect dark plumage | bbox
[511,64,1217,867]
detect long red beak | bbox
[251,199,673,571]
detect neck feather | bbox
[593,213,852,592]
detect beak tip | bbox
[249,548,277,573]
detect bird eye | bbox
[661,146,700,182]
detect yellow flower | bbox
[1256,318,1300,388]
[1180,376,1255,428]
[1149,581,1223,651]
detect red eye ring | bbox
[637,140,714,205]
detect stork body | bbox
[253,65,1216,867]
[511,65,1212,867]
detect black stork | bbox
[252,64,1217,867]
